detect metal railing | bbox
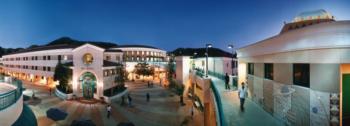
[210,80,226,126]
[0,77,23,111]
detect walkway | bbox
[210,76,283,126]
[22,80,197,126]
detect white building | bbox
[113,45,168,80]
[237,10,348,125]
[0,40,167,100]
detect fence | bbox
[0,76,23,111]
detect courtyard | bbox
[23,80,203,126]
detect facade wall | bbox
[310,64,339,93]
[114,47,167,62]
[238,48,346,125]
[274,63,293,85]
[193,57,235,76]
[1,49,73,85]
[175,56,191,85]
[72,45,105,98]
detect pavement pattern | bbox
[23,80,203,126]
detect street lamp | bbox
[228,44,235,75]
[206,44,212,77]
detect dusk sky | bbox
[0,0,350,51]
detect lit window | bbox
[64,55,68,60]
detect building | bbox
[237,9,348,125]
[0,38,167,100]
[113,45,168,80]
[173,48,236,85]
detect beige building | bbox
[237,10,348,125]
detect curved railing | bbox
[0,77,23,111]
[210,80,226,126]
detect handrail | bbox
[210,80,226,126]
[0,76,23,111]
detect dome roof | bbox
[293,9,333,22]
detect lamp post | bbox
[206,44,212,78]
[228,44,234,75]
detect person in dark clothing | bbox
[225,73,230,90]
[121,95,125,105]
[128,94,132,107]
[146,93,150,102]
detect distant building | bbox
[237,10,347,125]
[112,45,167,80]
[172,47,236,85]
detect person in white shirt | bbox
[107,105,112,119]
[238,82,248,111]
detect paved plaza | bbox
[23,80,203,126]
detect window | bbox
[293,64,310,87]
[43,66,46,71]
[264,63,273,80]
[116,56,120,61]
[106,56,111,60]
[43,56,46,60]
[248,63,254,75]
[48,56,51,60]
[58,55,62,61]
[48,67,51,71]
[64,55,68,60]
[35,66,38,70]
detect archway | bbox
[79,72,96,99]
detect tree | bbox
[134,62,153,81]
[53,61,72,93]
[167,57,176,88]
[115,64,126,86]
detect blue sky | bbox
[0,0,349,51]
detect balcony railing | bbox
[0,76,23,111]
[210,80,225,126]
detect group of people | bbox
[120,94,133,107]
[224,73,248,111]
[147,81,154,88]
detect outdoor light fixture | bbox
[205,43,212,77]
[206,44,212,48]
[228,44,235,75]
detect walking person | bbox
[49,87,52,96]
[128,94,132,107]
[190,106,194,119]
[238,82,248,111]
[225,73,230,90]
[160,78,162,86]
[146,93,150,102]
[121,95,125,105]
[106,105,112,119]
